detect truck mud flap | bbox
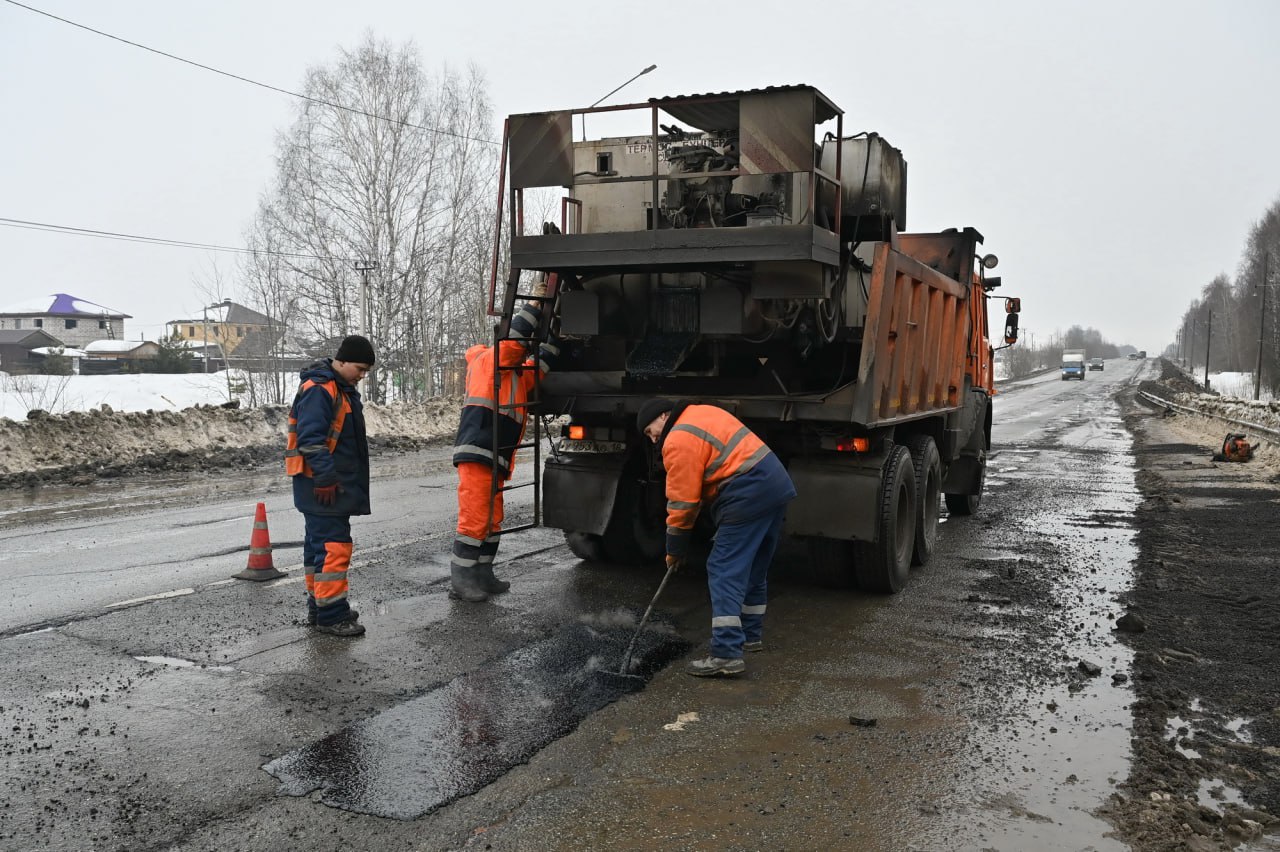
[785,453,886,542]
[542,453,628,536]
[942,453,982,495]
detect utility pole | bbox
[353,261,378,338]
[1256,251,1270,401]
[1203,310,1213,390]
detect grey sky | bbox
[2,0,1277,353]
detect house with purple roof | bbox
[0,294,131,349]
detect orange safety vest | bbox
[452,340,537,477]
[661,404,772,539]
[285,379,351,478]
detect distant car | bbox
[1088,358,1104,371]
[1127,353,1139,360]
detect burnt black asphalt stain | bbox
[263,620,689,819]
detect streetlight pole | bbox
[353,261,378,338]
[581,64,657,140]
[201,298,232,373]
[1256,251,1270,401]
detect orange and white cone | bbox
[234,502,285,581]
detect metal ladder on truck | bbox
[484,271,558,538]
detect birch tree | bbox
[245,36,498,403]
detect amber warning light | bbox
[836,437,870,453]
[568,425,586,440]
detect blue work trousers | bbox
[302,513,353,626]
[707,503,787,659]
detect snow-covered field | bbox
[0,371,246,420]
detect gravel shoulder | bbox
[1103,367,1280,849]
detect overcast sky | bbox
[2,0,1278,353]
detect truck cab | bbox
[1061,350,1086,380]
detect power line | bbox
[2,0,499,147]
[0,216,342,261]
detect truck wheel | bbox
[565,531,607,562]
[601,476,665,564]
[904,435,941,567]
[854,445,916,594]
[944,451,986,516]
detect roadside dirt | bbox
[1102,363,1280,849]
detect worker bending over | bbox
[637,399,796,677]
[449,275,559,602]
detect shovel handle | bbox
[618,564,676,676]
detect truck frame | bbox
[488,85,1018,592]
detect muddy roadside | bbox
[1102,367,1280,849]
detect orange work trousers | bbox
[456,461,503,544]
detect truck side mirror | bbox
[1005,297,1020,313]
[1003,312,1019,345]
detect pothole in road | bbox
[263,615,690,819]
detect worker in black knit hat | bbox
[284,334,376,637]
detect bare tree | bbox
[246,37,498,403]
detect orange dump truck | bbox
[489,84,1019,591]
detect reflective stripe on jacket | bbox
[452,303,560,478]
[285,379,350,478]
[661,404,792,557]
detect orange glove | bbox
[665,554,684,573]
[314,483,339,506]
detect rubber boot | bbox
[478,563,510,594]
[449,565,489,602]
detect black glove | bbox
[313,483,339,506]
[665,554,685,573]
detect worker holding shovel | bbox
[637,400,796,677]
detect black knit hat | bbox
[335,335,376,365]
[636,398,675,433]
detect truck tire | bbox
[601,475,665,564]
[854,445,916,594]
[944,450,986,516]
[904,435,941,567]
[565,531,607,562]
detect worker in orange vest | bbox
[637,399,796,677]
[285,335,375,637]
[449,275,560,602]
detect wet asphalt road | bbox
[0,360,1154,851]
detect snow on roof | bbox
[31,346,89,357]
[0,293,132,318]
[83,339,152,354]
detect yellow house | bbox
[166,301,273,357]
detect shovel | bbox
[595,564,676,691]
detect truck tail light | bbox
[836,437,869,452]
[568,425,586,440]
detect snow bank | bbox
[0,382,461,483]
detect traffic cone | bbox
[234,502,285,581]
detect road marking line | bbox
[105,588,195,608]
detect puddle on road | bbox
[950,396,1139,850]
[263,617,689,819]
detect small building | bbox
[81,339,162,374]
[30,346,89,375]
[0,329,67,373]
[166,301,274,358]
[0,294,131,349]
